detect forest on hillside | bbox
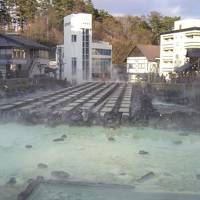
[0,0,180,64]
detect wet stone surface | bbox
[25,145,32,149]
[53,138,65,142]
[37,163,48,169]
[137,172,155,183]
[139,150,149,155]
[7,177,17,186]
[51,171,70,180]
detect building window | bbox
[92,58,111,74]
[82,29,90,80]
[37,50,49,59]
[92,48,112,56]
[128,64,134,69]
[72,35,77,42]
[0,49,12,59]
[72,57,77,75]
[12,49,26,59]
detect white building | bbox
[126,45,160,82]
[160,19,200,77]
[92,41,112,81]
[64,13,92,84]
[63,13,112,84]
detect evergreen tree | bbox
[85,0,94,14]
[0,0,10,28]
[148,11,180,44]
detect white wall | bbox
[127,57,148,74]
[127,56,158,82]
[175,19,200,30]
[64,13,92,84]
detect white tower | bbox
[64,13,92,84]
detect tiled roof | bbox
[137,44,160,61]
[128,44,160,61]
[160,27,200,35]
[0,36,23,48]
[0,33,49,50]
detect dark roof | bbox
[0,36,23,48]
[127,44,160,61]
[187,48,200,57]
[175,63,193,73]
[160,27,200,35]
[0,33,49,50]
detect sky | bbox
[92,0,199,18]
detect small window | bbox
[128,64,134,69]
[72,35,77,42]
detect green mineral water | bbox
[0,123,200,199]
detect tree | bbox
[5,0,39,31]
[85,0,94,14]
[148,12,163,44]
[162,16,180,31]
[0,0,10,30]
[148,11,180,44]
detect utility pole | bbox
[46,0,53,40]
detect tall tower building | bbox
[64,13,92,84]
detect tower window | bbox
[72,57,77,75]
[71,35,77,42]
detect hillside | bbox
[1,0,180,64]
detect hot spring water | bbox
[0,123,200,199]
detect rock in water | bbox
[137,172,155,183]
[119,172,127,176]
[36,176,45,181]
[139,150,149,155]
[173,140,183,145]
[61,134,67,139]
[25,145,32,149]
[27,179,34,184]
[7,177,17,185]
[179,132,189,136]
[196,174,200,180]
[108,136,115,141]
[53,138,64,142]
[37,163,48,169]
[51,171,70,179]
[164,172,172,177]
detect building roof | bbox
[175,63,193,73]
[187,48,200,57]
[0,33,49,50]
[127,44,160,62]
[160,27,200,35]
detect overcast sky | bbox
[92,0,199,18]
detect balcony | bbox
[184,39,200,48]
[162,54,174,59]
[162,35,174,46]
[161,41,174,47]
[161,49,174,58]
